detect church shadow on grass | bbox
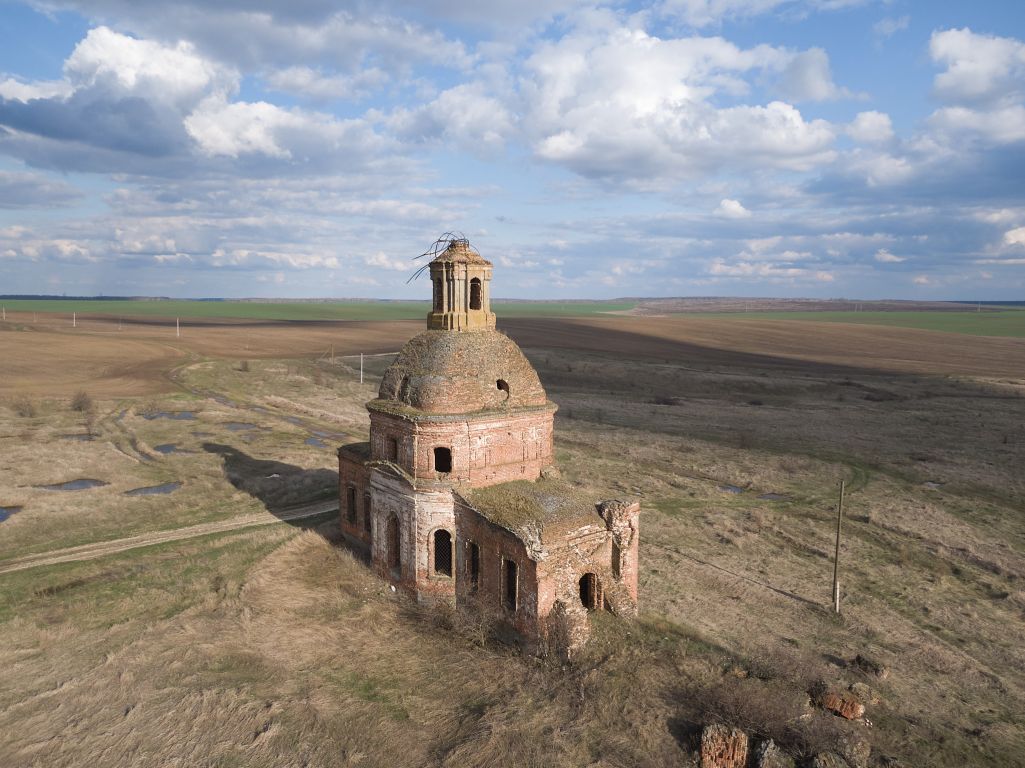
[202,442,337,534]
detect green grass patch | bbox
[0,526,297,627]
[684,310,1025,338]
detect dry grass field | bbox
[1,312,1023,767]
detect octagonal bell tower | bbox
[427,239,496,331]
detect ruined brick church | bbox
[338,239,639,652]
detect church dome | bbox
[375,329,549,414]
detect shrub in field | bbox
[71,390,93,412]
[12,396,36,417]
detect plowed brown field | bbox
[3,312,1023,398]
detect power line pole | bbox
[73,312,76,328]
[176,317,180,338]
[832,479,845,614]
[360,353,364,384]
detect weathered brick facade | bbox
[338,239,640,654]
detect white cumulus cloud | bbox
[847,111,894,144]
[1004,227,1025,247]
[874,248,905,263]
[715,198,752,218]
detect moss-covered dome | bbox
[374,329,548,414]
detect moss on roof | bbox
[461,478,605,535]
[377,328,549,414]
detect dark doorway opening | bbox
[434,529,453,576]
[363,493,372,536]
[433,277,443,311]
[579,572,598,610]
[503,558,518,611]
[612,542,622,579]
[434,446,452,473]
[387,437,398,462]
[469,278,482,310]
[387,515,400,571]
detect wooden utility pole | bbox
[176,317,180,338]
[832,479,845,614]
[360,353,364,384]
[73,312,76,328]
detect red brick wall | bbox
[370,408,555,489]
[453,502,540,637]
[338,451,371,548]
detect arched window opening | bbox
[579,572,599,610]
[434,446,452,474]
[611,541,622,580]
[433,530,453,576]
[346,485,357,526]
[469,278,482,310]
[387,437,398,463]
[386,515,401,571]
[503,558,518,612]
[363,493,372,535]
[433,277,444,311]
[467,541,480,591]
[496,379,510,398]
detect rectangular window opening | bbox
[468,541,480,592]
[346,485,357,525]
[434,446,452,474]
[503,558,517,612]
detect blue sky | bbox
[0,0,1023,300]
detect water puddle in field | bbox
[143,411,196,421]
[124,482,182,496]
[192,431,213,438]
[0,506,23,523]
[153,444,180,454]
[224,422,259,431]
[36,479,109,491]
[311,429,347,442]
[61,433,94,441]
[923,481,944,491]
[718,484,745,495]
[305,437,327,448]
[758,493,789,501]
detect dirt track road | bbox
[0,501,338,576]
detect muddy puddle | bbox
[718,484,745,494]
[143,411,196,421]
[124,482,183,496]
[224,422,259,431]
[60,434,94,442]
[0,506,23,523]
[305,437,327,448]
[757,493,789,501]
[153,444,180,454]
[36,479,109,491]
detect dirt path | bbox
[0,501,338,576]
